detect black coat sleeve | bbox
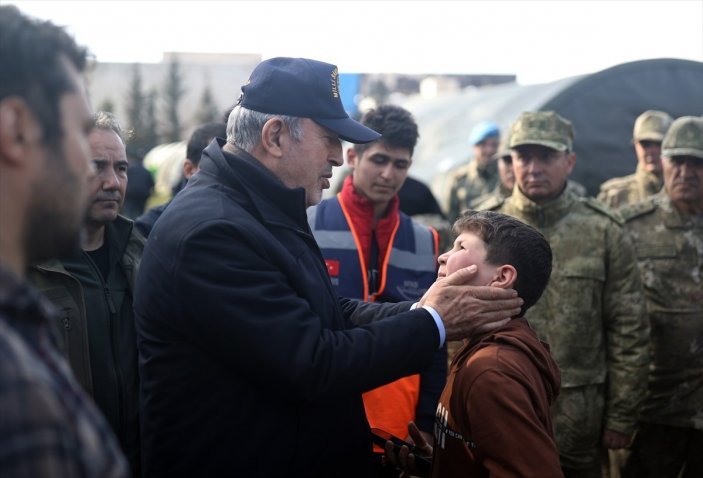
[145,220,439,403]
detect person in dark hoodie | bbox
[387,210,562,477]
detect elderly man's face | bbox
[662,155,703,214]
[87,128,128,226]
[280,118,343,207]
[635,140,663,176]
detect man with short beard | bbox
[29,112,144,476]
[0,5,128,477]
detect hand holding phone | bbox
[370,427,432,475]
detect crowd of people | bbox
[1,5,701,478]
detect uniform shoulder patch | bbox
[581,197,623,225]
[599,174,634,191]
[473,195,505,211]
[447,163,471,184]
[619,199,658,223]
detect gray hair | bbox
[226,105,303,153]
[92,111,123,141]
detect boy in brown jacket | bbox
[387,210,562,477]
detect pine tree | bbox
[125,64,147,158]
[163,57,185,142]
[195,82,220,124]
[143,88,159,149]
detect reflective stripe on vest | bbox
[308,196,437,302]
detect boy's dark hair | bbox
[453,210,552,317]
[353,104,419,157]
[186,122,227,164]
[0,5,88,147]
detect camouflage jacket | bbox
[472,180,588,211]
[444,159,499,221]
[621,193,703,430]
[597,163,663,209]
[482,187,650,434]
[469,182,513,210]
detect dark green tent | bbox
[402,58,703,208]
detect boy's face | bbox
[438,231,498,286]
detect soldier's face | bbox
[635,140,663,176]
[474,137,500,165]
[512,145,575,204]
[662,155,703,213]
[498,155,515,190]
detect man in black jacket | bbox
[29,112,144,476]
[134,57,523,478]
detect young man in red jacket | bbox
[308,104,446,477]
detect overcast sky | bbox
[7,0,703,84]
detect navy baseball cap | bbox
[239,57,381,144]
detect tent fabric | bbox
[401,58,703,207]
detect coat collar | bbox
[34,215,135,274]
[199,139,310,232]
[507,183,575,227]
[653,191,703,229]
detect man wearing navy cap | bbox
[134,57,523,477]
[445,120,501,221]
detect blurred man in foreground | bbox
[0,5,127,477]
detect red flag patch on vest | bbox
[325,259,340,277]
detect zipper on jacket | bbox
[102,281,127,442]
[86,251,127,443]
[104,286,117,314]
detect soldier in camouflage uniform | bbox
[620,116,703,478]
[472,132,587,210]
[598,110,673,208]
[444,121,500,221]
[479,111,650,478]
[469,133,515,209]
